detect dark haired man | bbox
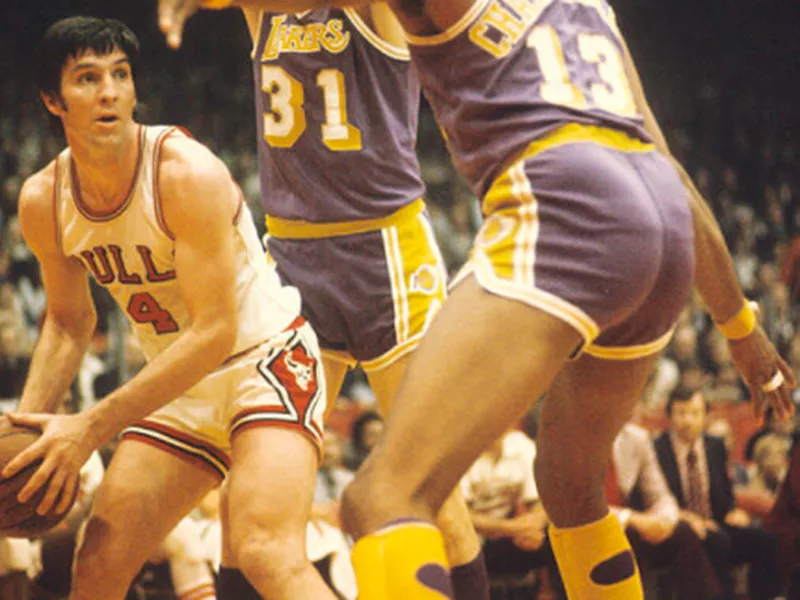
[655,387,782,599]
[3,16,337,600]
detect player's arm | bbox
[83,136,240,445]
[3,139,242,513]
[621,39,795,419]
[14,167,97,414]
[619,40,746,321]
[159,0,365,48]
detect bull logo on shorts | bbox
[284,344,315,392]
[410,264,440,295]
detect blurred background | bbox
[0,2,799,597]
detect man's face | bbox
[45,48,136,146]
[670,392,707,446]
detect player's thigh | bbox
[367,353,411,416]
[226,427,320,551]
[322,355,350,420]
[353,276,581,512]
[536,353,658,475]
[80,439,219,566]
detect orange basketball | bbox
[0,424,78,537]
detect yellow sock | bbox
[351,520,453,599]
[549,512,642,600]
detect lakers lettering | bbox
[261,15,351,61]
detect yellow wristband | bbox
[201,0,234,9]
[716,301,756,340]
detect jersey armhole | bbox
[343,7,410,61]
[153,127,180,240]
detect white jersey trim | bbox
[249,9,265,60]
[152,126,180,240]
[404,0,491,47]
[344,7,410,61]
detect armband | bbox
[715,301,757,340]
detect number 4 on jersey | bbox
[127,292,179,334]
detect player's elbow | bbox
[201,317,238,363]
[47,305,97,346]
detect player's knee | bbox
[72,516,132,586]
[340,470,376,538]
[340,465,426,538]
[232,526,306,590]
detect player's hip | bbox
[266,212,448,368]
[121,321,327,478]
[461,129,694,357]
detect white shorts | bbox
[121,320,326,481]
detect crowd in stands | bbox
[2,4,799,599]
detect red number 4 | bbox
[127,292,179,334]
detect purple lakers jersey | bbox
[407,0,652,199]
[252,8,426,223]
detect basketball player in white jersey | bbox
[162,4,489,599]
[2,17,339,600]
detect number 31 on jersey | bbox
[261,66,362,151]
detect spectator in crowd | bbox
[705,417,749,487]
[459,429,555,597]
[654,386,783,600]
[744,405,799,462]
[749,434,791,496]
[313,430,355,528]
[344,411,384,472]
[609,423,722,599]
[764,439,800,597]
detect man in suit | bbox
[610,423,722,599]
[764,439,800,596]
[654,386,782,600]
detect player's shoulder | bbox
[17,160,61,252]
[19,160,57,210]
[156,128,230,194]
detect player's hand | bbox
[727,324,796,421]
[508,510,547,550]
[511,526,546,551]
[158,0,205,49]
[1,412,96,515]
[723,508,751,528]
[628,513,675,544]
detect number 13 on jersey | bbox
[261,66,362,151]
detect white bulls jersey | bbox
[54,125,301,361]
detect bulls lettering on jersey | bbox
[54,125,301,360]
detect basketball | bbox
[0,424,78,538]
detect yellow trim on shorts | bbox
[483,124,655,215]
[522,123,655,158]
[321,348,358,369]
[319,336,421,373]
[265,198,425,239]
[472,252,600,345]
[361,334,422,372]
[584,326,676,360]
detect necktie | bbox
[686,449,711,518]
